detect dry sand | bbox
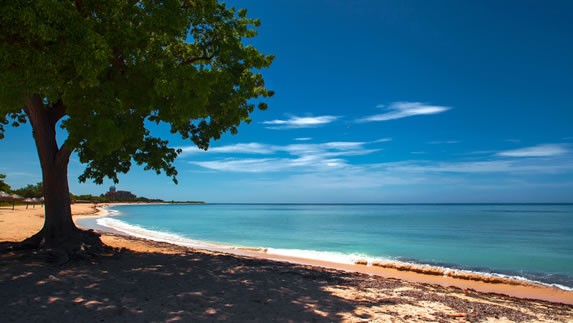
[1,203,572,322]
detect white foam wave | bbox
[92,206,122,218]
[97,218,215,249]
[443,268,573,292]
[95,216,573,292]
[266,249,573,291]
[106,209,122,216]
[266,248,384,265]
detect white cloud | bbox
[181,141,377,158]
[179,143,275,155]
[2,171,37,178]
[178,146,205,154]
[321,141,364,149]
[374,138,392,143]
[194,157,349,173]
[194,158,284,173]
[261,171,423,190]
[187,146,573,203]
[188,141,380,173]
[357,102,451,122]
[263,115,339,129]
[371,158,573,174]
[185,140,573,193]
[209,143,275,154]
[218,156,573,192]
[295,137,312,141]
[497,144,569,157]
[282,142,379,159]
[380,160,516,173]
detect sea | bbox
[77,203,573,290]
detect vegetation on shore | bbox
[0,173,10,192]
[0,174,202,204]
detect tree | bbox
[0,1,273,257]
[12,182,44,198]
[0,173,10,192]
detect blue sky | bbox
[1,0,573,202]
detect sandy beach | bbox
[1,203,572,322]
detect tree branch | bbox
[24,94,43,115]
[56,140,73,166]
[50,99,67,123]
[74,0,88,18]
[5,33,55,51]
[183,53,216,65]
[110,48,128,75]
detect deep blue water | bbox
[79,203,573,289]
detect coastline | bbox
[2,203,572,321]
[76,203,573,305]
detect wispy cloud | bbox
[378,160,515,174]
[208,156,573,203]
[373,157,573,174]
[2,171,37,178]
[181,141,378,157]
[192,149,573,177]
[262,115,339,129]
[195,158,291,173]
[194,156,349,173]
[183,140,573,203]
[188,141,380,172]
[180,143,275,155]
[207,143,275,154]
[357,102,451,122]
[295,137,312,141]
[497,144,569,157]
[374,138,392,143]
[184,139,573,202]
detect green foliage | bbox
[69,193,163,203]
[12,182,43,198]
[0,173,10,192]
[0,0,273,184]
[70,193,104,203]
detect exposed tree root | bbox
[17,229,45,250]
[12,228,115,265]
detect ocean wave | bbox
[94,216,573,292]
[96,217,215,250]
[265,248,374,265]
[266,248,573,291]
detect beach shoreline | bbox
[1,203,572,321]
[75,203,573,305]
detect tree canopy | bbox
[0,0,273,184]
[0,0,272,254]
[0,173,10,192]
[12,182,44,198]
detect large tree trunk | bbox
[18,94,105,260]
[36,152,77,248]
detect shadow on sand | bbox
[2,240,571,322]
[0,241,398,322]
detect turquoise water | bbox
[80,204,573,289]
